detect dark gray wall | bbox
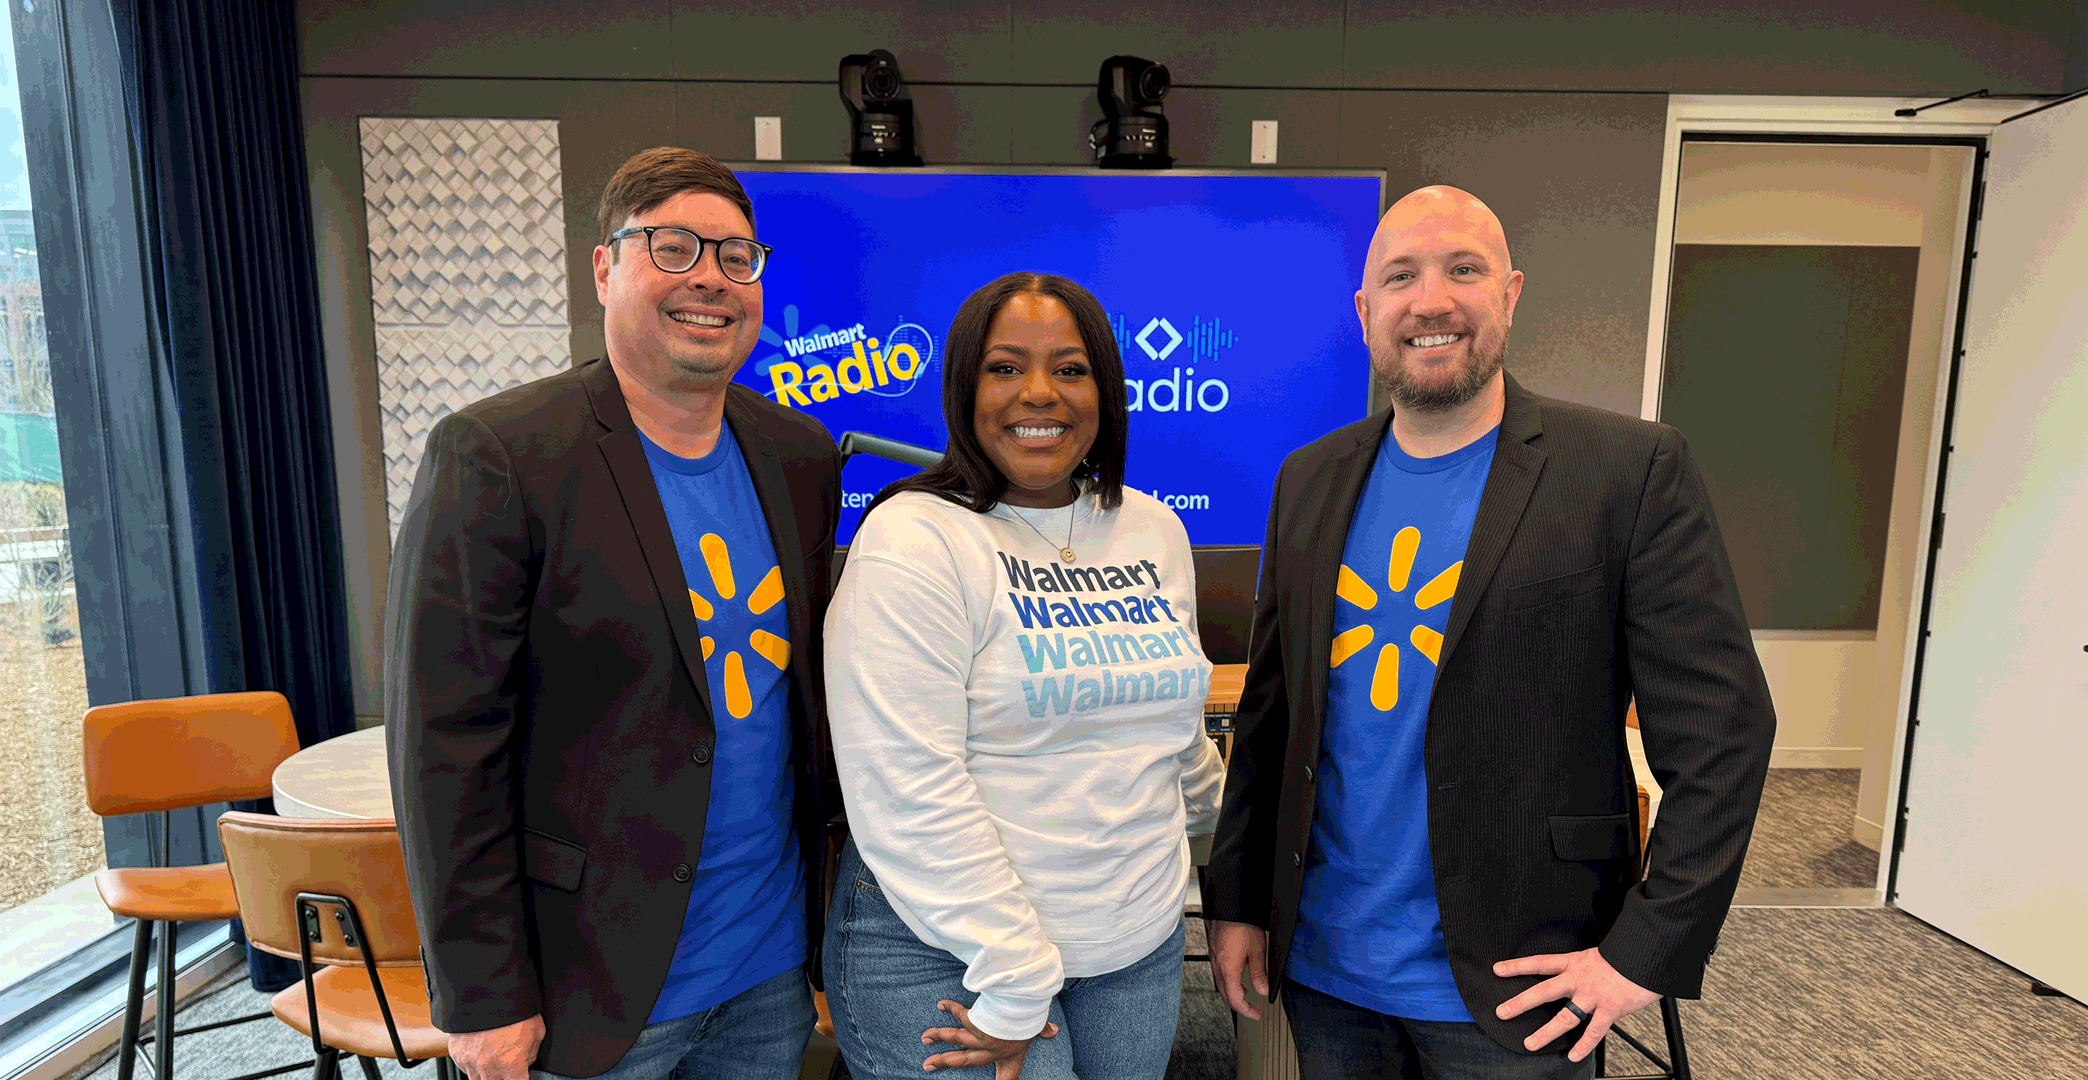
[302,0,2085,717]
[300,0,2083,411]
[2074,0,2088,89]
[1663,244,1920,631]
[299,0,2082,93]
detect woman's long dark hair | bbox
[864,272,1129,522]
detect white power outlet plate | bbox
[1251,120,1278,164]
[754,117,783,161]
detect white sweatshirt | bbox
[825,488,1224,1041]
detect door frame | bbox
[1639,94,2025,902]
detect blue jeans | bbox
[530,967,814,1080]
[823,840,1184,1079]
[1283,979,1594,1080]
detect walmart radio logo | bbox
[753,304,936,410]
[1113,314,1236,413]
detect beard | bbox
[1370,323,1509,413]
[668,349,738,388]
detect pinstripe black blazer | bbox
[1204,372,1775,1053]
[386,360,842,1077]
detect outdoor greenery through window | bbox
[0,10,101,992]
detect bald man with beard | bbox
[1203,187,1775,1079]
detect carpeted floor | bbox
[59,773,2075,1080]
[1739,769,1881,890]
[1168,918,1233,1079]
[70,906,2087,1080]
[1669,907,2088,1079]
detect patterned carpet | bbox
[1171,908,2088,1080]
[72,906,2083,1080]
[1622,907,2088,1080]
[60,775,2083,1080]
[1738,769,1880,889]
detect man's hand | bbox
[446,1014,545,1080]
[1493,948,1659,1062]
[919,999,1057,1078]
[1209,919,1270,1020]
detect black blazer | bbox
[1204,373,1774,1053]
[384,359,842,1077]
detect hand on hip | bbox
[920,998,1059,1078]
[1494,947,1658,1062]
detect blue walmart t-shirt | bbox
[1288,425,1498,1021]
[640,424,807,1023]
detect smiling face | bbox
[593,190,763,393]
[971,292,1102,508]
[1355,186,1525,413]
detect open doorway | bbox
[1646,137,1978,901]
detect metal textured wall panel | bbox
[360,117,570,538]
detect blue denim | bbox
[529,966,814,1080]
[823,840,1184,1080]
[1283,979,1594,1080]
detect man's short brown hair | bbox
[596,147,755,250]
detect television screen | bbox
[732,168,1384,545]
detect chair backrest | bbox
[1629,700,1649,869]
[217,810,421,967]
[82,691,302,816]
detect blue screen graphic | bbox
[733,170,1382,545]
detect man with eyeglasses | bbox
[387,147,842,1080]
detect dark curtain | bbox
[115,0,357,990]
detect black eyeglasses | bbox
[607,226,772,284]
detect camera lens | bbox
[1134,64,1170,105]
[864,60,901,102]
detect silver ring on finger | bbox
[1563,1000,1591,1023]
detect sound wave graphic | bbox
[1109,313,1238,364]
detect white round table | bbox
[267,726,1225,863]
[271,725,392,819]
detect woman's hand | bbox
[919,999,1059,1077]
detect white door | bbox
[1895,98,2088,998]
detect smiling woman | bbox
[824,272,1222,1080]
[972,292,1102,509]
[865,272,1128,518]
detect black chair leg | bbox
[154,920,177,1080]
[434,1058,454,1080]
[116,919,153,1080]
[355,1057,381,1080]
[310,1049,339,1080]
[1661,997,1691,1080]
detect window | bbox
[0,5,238,1073]
[0,5,102,1002]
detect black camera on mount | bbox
[839,50,922,166]
[1089,55,1172,169]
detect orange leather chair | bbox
[82,691,307,1080]
[217,811,453,1080]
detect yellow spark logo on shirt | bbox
[685,533,789,719]
[1330,526,1459,712]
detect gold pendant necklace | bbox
[1013,501,1078,563]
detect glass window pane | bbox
[0,9,107,997]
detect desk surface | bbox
[273,724,391,819]
[1207,663,1247,712]
[276,667,1254,822]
